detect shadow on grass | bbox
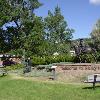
[83,85,100,89]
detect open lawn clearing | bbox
[0,76,100,100]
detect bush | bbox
[73,53,97,63]
[45,56,55,64]
[31,55,74,66]
[52,55,74,63]
[31,56,45,66]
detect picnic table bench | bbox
[84,74,100,89]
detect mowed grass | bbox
[0,76,100,100]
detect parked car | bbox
[3,59,16,66]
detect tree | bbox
[0,0,13,53]
[0,0,12,27]
[44,6,74,54]
[23,16,46,57]
[0,2,74,58]
[0,0,42,54]
[91,19,100,51]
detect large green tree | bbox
[0,0,43,54]
[0,2,74,57]
[44,6,74,54]
[0,0,12,53]
[23,16,46,57]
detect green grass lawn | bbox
[0,76,100,100]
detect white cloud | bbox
[89,0,100,5]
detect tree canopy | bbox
[0,1,74,57]
[44,6,74,54]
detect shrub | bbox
[31,56,45,66]
[73,53,97,63]
[31,55,74,66]
[45,56,55,64]
[53,55,74,63]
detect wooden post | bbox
[93,82,95,89]
[52,68,56,80]
[51,66,57,80]
[93,75,97,89]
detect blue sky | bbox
[34,0,100,39]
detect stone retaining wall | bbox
[55,63,100,82]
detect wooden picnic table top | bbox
[84,74,100,83]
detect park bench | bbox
[84,74,100,89]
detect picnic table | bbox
[84,74,100,89]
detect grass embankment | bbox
[0,76,100,100]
